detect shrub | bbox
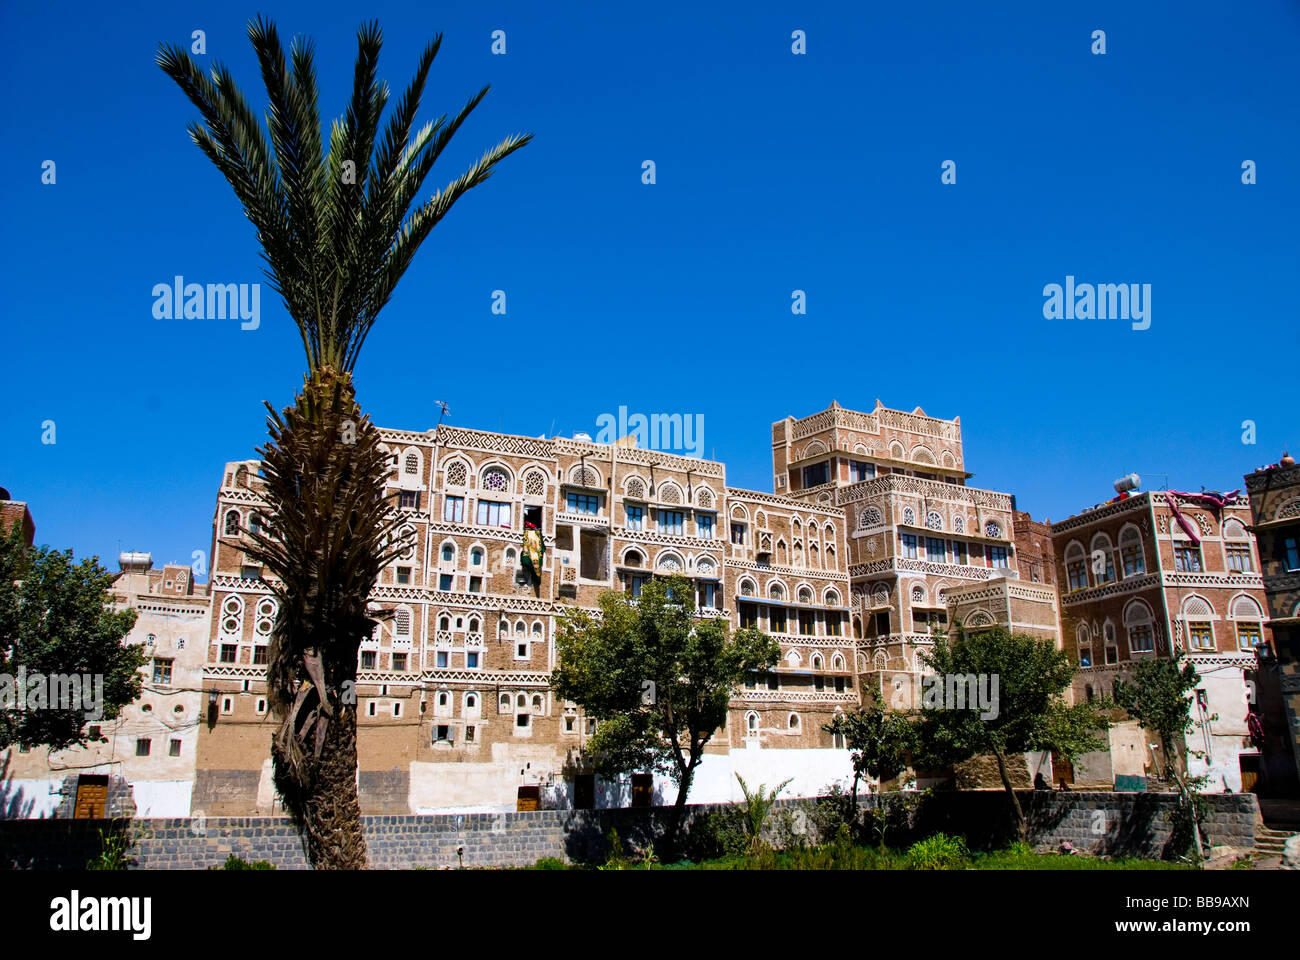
[86,828,133,870]
[735,774,793,854]
[214,854,276,870]
[534,857,569,870]
[905,833,970,870]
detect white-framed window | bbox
[1124,600,1155,654]
[476,499,512,528]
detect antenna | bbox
[434,400,451,431]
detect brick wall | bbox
[0,791,1258,869]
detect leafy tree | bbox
[1114,656,1205,856]
[0,523,144,751]
[551,574,779,842]
[915,627,1110,841]
[824,700,917,825]
[157,18,530,868]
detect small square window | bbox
[439,574,453,591]
[221,696,234,714]
[396,566,412,585]
[466,652,480,669]
[220,644,238,664]
[136,738,151,756]
[436,724,453,743]
[253,645,268,665]
[564,716,576,732]
[368,701,377,716]
[361,651,376,669]
[392,653,407,672]
[465,725,475,743]
[168,739,181,757]
[468,576,483,593]
[436,651,449,669]
[516,713,530,727]
[516,642,528,659]
[256,698,267,714]
[393,702,402,718]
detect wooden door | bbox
[1239,754,1260,793]
[74,775,109,819]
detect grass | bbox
[529,838,1195,871]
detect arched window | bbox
[811,653,824,670]
[466,693,478,710]
[224,510,240,536]
[798,586,812,604]
[470,547,484,566]
[902,507,915,526]
[1090,533,1116,584]
[984,520,1001,539]
[926,511,943,531]
[404,453,419,475]
[1119,525,1145,577]
[395,609,411,636]
[499,693,511,713]
[438,691,449,707]
[439,616,450,632]
[745,711,759,735]
[769,581,785,601]
[825,589,840,606]
[1232,595,1265,649]
[532,622,543,637]
[524,470,546,498]
[441,542,455,564]
[468,618,480,634]
[249,513,262,535]
[624,550,643,568]
[832,653,845,671]
[1124,600,1154,654]
[788,713,800,731]
[1065,541,1089,591]
[482,467,509,492]
[517,694,526,708]
[1075,623,1093,666]
[1223,520,1253,572]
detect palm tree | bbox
[157,17,530,868]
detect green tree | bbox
[551,574,779,842]
[0,523,144,751]
[824,700,917,825]
[916,627,1110,841]
[157,17,530,868]
[1114,657,1205,855]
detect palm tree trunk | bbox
[298,703,367,869]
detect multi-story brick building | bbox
[771,401,1049,672]
[195,422,863,815]
[1050,483,1271,792]
[1243,452,1300,794]
[0,487,36,547]
[2,551,210,817]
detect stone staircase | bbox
[1255,798,1300,859]
[1254,825,1296,857]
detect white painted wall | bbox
[0,778,62,819]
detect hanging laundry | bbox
[521,522,545,583]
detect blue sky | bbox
[1,0,1297,577]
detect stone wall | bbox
[0,791,1259,870]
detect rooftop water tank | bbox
[118,552,153,573]
[1114,473,1141,494]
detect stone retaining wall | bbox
[0,791,1258,869]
